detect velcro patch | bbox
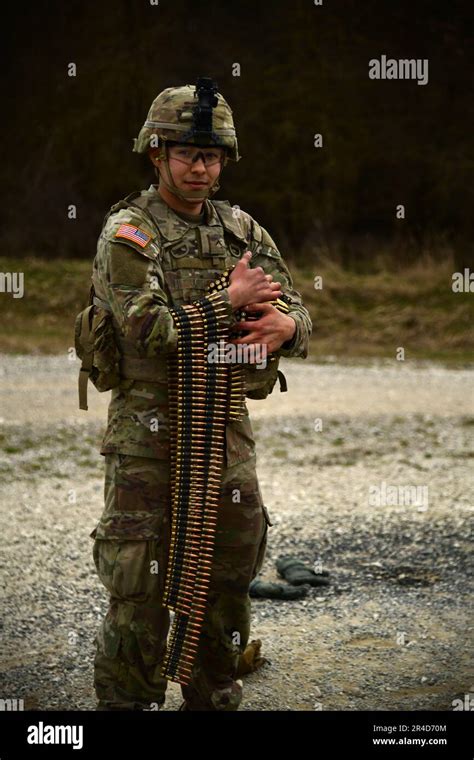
[115,224,151,248]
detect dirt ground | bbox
[0,354,472,711]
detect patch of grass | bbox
[0,254,472,360]
[0,422,105,478]
[23,462,42,472]
[0,438,37,452]
[77,457,100,468]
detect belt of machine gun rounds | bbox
[160,264,292,685]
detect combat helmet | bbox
[133,76,241,202]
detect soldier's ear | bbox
[147,149,161,181]
[148,148,160,166]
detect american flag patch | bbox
[115,224,151,248]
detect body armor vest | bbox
[93,191,247,378]
[86,187,286,401]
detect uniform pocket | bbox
[92,539,166,664]
[95,454,170,540]
[93,539,161,604]
[92,539,121,597]
[225,414,256,468]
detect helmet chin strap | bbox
[154,142,225,203]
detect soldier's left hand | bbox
[229,302,296,354]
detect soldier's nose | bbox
[191,157,207,171]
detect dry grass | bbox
[0,253,472,361]
[293,249,473,362]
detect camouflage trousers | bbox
[90,451,271,711]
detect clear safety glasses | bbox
[167,145,225,167]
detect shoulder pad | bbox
[211,200,252,244]
[251,220,281,256]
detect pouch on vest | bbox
[74,284,121,410]
[244,358,287,400]
[235,300,288,400]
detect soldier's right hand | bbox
[227,251,282,310]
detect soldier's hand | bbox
[229,301,296,354]
[227,251,281,310]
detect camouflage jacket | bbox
[91,185,312,466]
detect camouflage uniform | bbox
[89,84,312,711]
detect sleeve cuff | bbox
[204,288,236,329]
[278,314,299,355]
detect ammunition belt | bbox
[160,266,291,685]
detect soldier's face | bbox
[149,143,223,193]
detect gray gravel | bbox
[0,354,473,711]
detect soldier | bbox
[88,77,312,711]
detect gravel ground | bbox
[0,354,473,711]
